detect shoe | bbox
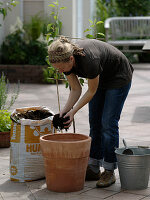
[96,170,116,188]
[85,166,101,181]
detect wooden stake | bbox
[56,74,63,133]
[49,74,76,133]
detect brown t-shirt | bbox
[64,39,134,89]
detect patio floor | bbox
[1,63,150,200]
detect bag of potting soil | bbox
[10,106,56,182]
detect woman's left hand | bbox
[63,109,75,128]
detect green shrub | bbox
[26,40,48,65]
[24,14,53,41]
[0,30,27,64]
[124,53,139,63]
[24,13,44,41]
[43,67,56,84]
[0,110,11,132]
[0,14,53,65]
[0,30,48,65]
[44,0,65,84]
[43,65,64,84]
[115,0,150,16]
[95,0,117,38]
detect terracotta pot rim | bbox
[40,133,91,144]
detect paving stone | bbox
[103,183,123,193]
[65,194,103,199]
[141,196,150,200]
[124,188,150,196]
[104,192,145,200]
[29,188,67,200]
[80,188,118,199]
[0,193,3,200]
[26,179,46,190]
[84,181,97,188]
[0,179,35,200]
[0,148,10,158]
[1,193,36,200]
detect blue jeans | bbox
[88,82,131,170]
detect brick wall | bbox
[0,65,48,83]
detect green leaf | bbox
[94,18,97,24]
[50,11,55,15]
[48,40,54,46]
[60,6,67,10]
[97,33,105,36]
[86,34,94,39]
[65,82,69,88]
[46,56,50,65]
[10,2,17,6]
[2,9,7,18]
[12,1,19,5]
[54,16,57,20]
[46,34,50,41]
[88,19,93,24]
[55,27,59,35]
[47,23,52,31]
[84,28,91,33]
[58,21,62,29]
[96,21,103,24]
[0,110,11,132]
[79,78,84,86]
[48,4,55,7]
[53,1,58,5]
[90,24,95,28]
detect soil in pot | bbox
[0,131,10,148]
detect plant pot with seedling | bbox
[0,110,11,148]
[0,73,19,148]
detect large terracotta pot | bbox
[40,133,91,192]
[0,131,10,148]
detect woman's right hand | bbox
[59,110,66,118]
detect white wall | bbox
[0,0,20,45]
[0,15,4,45]
[44,0,74,37]
[82,0,95,37]
[23,0,44,23]
[1,0,96,43]
[44,0,96,38]
[4,2,20,37]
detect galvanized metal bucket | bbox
[115,147,150,190]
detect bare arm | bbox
[71,75,99,115]
[60,73,82,115]
[64,75,99,126]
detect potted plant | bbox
[0,110,11,147]
[0,73,19,147]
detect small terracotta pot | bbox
[0,131,10,148]
[40,133,91,192]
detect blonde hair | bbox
[48,36,85,63]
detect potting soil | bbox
[10,106,56,182]
[53,113,70,131]
[13,109,53,121]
